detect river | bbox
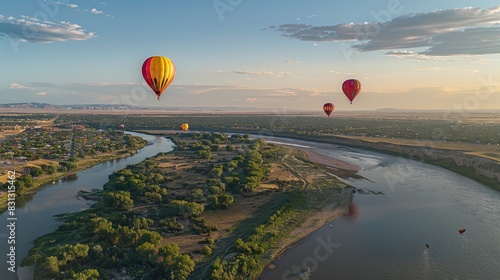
[1,133,498,280]
[0,132,175,280]
[256,136,500,280]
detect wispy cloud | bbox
[56,2,78,9]
[329,70,356,75]
[271,6,500,57]
[284,59,301,63]
[246,97,257,103]
[9,83,34,90]
[233,71,299,77]
[0,15,95,43]
[91,8,103,15]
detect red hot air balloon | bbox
[323,103,335,117]
[459,228,466,235]
[142,56,176,100]
[119,124,125,129]
[342,79,361,104]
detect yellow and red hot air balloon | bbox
[342,79,361,104]
[323,103,335,117]
[181,123,189,132]
[142,56,176,100]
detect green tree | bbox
[70,269,99,280]
[169,200,204,217]
[40,256,59,278]
[197,150,211,160]
[104,191,133,210]
[136,242,156,260]
[169,254,195,280]
[158,243,180,267]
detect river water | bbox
[0,132,174,280]
[257,137,500,280]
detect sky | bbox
[1,0,500,111]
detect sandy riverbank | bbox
[259,143,356,275]
[299,149,361,172]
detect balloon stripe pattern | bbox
[142,56,176,100]
[323,103,334,117]
[342,79,361,104]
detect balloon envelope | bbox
[119,124,125,129]
[459,228,466,234]
[323,103,335,117]
[342,79,361,104]
[181,123,189,131]
[142,56,176,100]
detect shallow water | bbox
[258,137,500,280]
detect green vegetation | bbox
[54,113,500,145]
[4,113,498,278]
[0,127,145,162]
[0,121,148,211]
[23,133,286,279]
[23,132,348,279]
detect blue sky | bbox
[1,0,500,110]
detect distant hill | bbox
[375,108,399,111]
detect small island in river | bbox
[21,132,356,280]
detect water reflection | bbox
[61,173,78,182]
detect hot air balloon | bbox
[181,123,189,132]
[119,124,125,129]
[425,244,429,249]
[323,103,335,117]
[459,228,466,235]
[142,56,176,100]
[342,79,361,104]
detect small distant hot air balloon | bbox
[323,103,335,117]
[119,124,125,129]
[181,123,189,132]
[425,244,429,249]
[459,228,466,235]
[142,56,176,100]
[342,79,361,104]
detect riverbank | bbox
[0,137,147,213]
[257,136,500,280]
[194,129,500,191]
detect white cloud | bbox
[284,59,301,63]
[91,8,103,15]
[246,97,257,103]
[9,83,34,90]
[271,6,500,56]
[36,91,47,96]
[0,15,95,43]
